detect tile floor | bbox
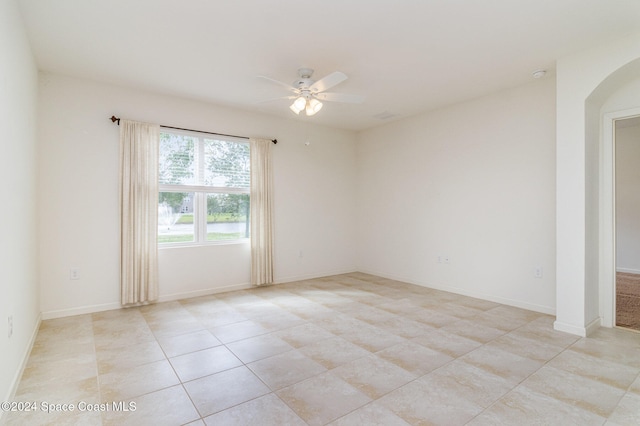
[3,272,640,425]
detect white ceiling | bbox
[17,0,640,131]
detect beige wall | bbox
[0,0,40,410]
[356,78,557,313]
[37,73,358,318]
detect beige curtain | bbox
[119,119,160,305]
[250,138,274,286]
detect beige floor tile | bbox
[191,307,248,328]
[272,297,334,318]
[461,346,543,384]
[92,324,156,351]
[486,304,544,323]
[342,290,390,306]
[629,374,640,395]
[230,300,286,317]
[588,326,640,348]
[203,393,306,426]
[156,329,222,358]
[512,317,581,348]
[404,308,461,328]
[103,384,200,426]
[470,309,532,331]
[328,402,411,426]
[548,349,640,390]
[146,317,205,339]
[426,361,514,408]
[13,376,100,406]
[273,322,335,348]
[451,296,501,312]
[570,336,640,368]
[3,404,103,426]
[441,319,506,343]
[215,290,266,306]
[412,328,482,357]
[13,273,639,426]
[521,365,625,417]
[311,313,369,334]
[299,336,371,369]
[378,376,484,426]
[276,372,371,426]
[28,340,96,364]
[429,302,484,319]
[99,359,179,402]
[19,351,97,389]
[468,387,605,426]
[169,346,242,382]
[209,319,269,343]
[248,350,327,390]
[184,420,206,426]
[376,298,423,315]
[184,366,270,417]
[607,392,640,425]
[226,334,294,363]
[96,340,165,375]
[374,316,434,339]
[338,323,406,352]
[349,305,398,325]
[251,311,306,331]
[485,331,566,362]
[331,354,417,399]
[92,308,147,331]
[377,341,453,376]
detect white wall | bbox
[555,31,640,335]
[0,0,39,410]
[356,78,557,313]
[38,73,357,318]
[615,124,640,273]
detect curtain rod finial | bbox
[110,116,120,125]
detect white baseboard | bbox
[39,269,359,320]
[358,267,556,315]
[2,313,41,419]
[616,267,640,274]
[42,302,122,320]
[553,317,601,337]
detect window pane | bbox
[204,139,250,188]
[206,193,250,241]
[159,133,196,185]
[158,192,195,243]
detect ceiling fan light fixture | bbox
[294,96,307,110]
[289,103,302,115]
[306,98,323,116]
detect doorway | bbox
[614,116,640,331]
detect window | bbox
[158,129,250,245]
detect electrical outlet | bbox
[299,250,303,258]
[534,266,543,278]
[437,255,442,263]
[8,315,13,339]
[70,268,80,280]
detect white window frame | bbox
[158,128,250,247]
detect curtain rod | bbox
[109,116,277,144]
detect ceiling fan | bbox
[258,68,364,116]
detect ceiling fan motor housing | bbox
[294,68,316,91]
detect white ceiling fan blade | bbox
[257,75,299,93]
[256,95,297,104]
[315,92,365,103]
[310,71,348,93]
